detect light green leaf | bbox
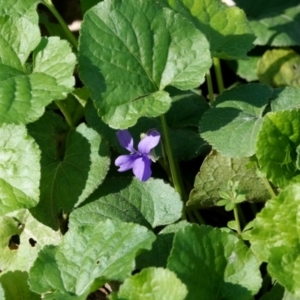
[188,151,269,207]
[28,112,110,230]
[257,49,300,87]
[227,56,260,82]
[85,89,210,161]
[256,110,300,188]
[0,36,76,124]
[0,209,61,274]
[69,177,182,229]
[271,87,300,112]
[200,83,272,157]
[136,221,189,269]
[235,0,300,46]
[159,0,255,60]
[168,224,262,300]
[0,271,40,300]
[29,219,156,299]
[249,184,300,296]
[0,124,40,215]
[116,267,187,300]
[78,0,211,128]
[0,0,40,70]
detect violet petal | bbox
[116,130,135,152]
[137,130,160,154]
[115,154,137,172]
[132,155,152,181]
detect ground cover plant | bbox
[1,0,300,299]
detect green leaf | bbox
[159,0,255,60]
[235,0,300,46]
[0,0,40,70]
[0,284,4,300]
[249,184,300,296]
[136,221,189,269]
[78,0,211,128]
[227,220,238,231]
[28,112,110,230]
[257,49,300,87]
[228,56,259,82]
[256,110,300,188]
[271,87,300,112]
[86,89,209,161]
[0,34,76,124]
[116,267,187,300]
[69,177,182,229]
[168,224,262,300]
[188,151,269,208]
[0,271,40,300]
[200,83,272,157]
[29,219,156,299]
[0,209,61,274]
[0,124,40,215]
[80,0,102,13]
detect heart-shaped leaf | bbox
[28,112,110,230]
[69,177,182,229]
[78,0,211,128]
[29,219,155,299]
[168,224,262,300]
[200,83,272,157]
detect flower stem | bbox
[192,209,205,224]
[42,0,78,49]
[206,70,215,103]
[262,176,277,198]
[160,115,186,200]
[233,205,242,235]
[213,57,225,94]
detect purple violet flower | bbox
[115,129,160,182]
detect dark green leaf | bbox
[200,83,272,157]
[28,112,110,230]
[168,224,262,300]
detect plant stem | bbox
[160,115,186,200]
[262,176,277,198]
[55,101,74,127]
[42,0,78,49]
[213,57,225,94]
[233,205,242,235]
[206,70,214,103]
[192,209,205,224]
